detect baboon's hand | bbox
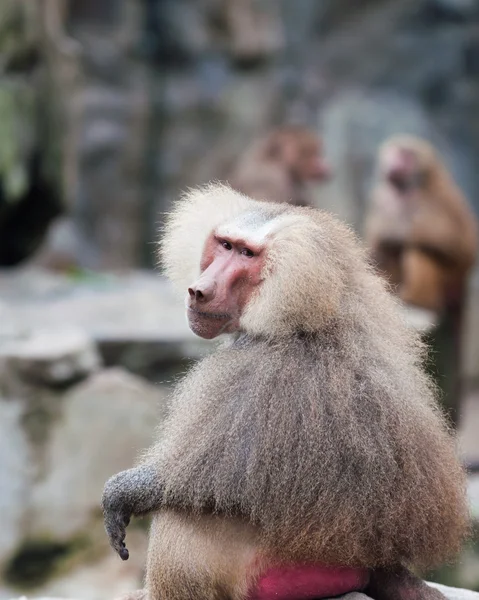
[102,470,134,561]
[102,464,163,560]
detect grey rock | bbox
[338,584,479,599]
[0,269,213,377]
[224,0,284,63]
[6,582,479,600]
[0,328,100,388]
[29,368,166,540]
[462,277,479,381]
[27,218,85,272]
[46,4,152,271]
[428,583,479,599]
[18,530,148,600]
[468,474,479,520]
[0,399,32,570]
[338,586,479,600]
[428,0,479,18]
[182,72,281,189]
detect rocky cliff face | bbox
[0,268,214,599]
[2,0,478,270]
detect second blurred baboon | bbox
[230,126,331,207]
[365,135,478,425]
[365,134,477,314]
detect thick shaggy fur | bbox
[154,184,468,569]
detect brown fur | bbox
[146,511,265,600]
[107,184,468,600]
[229,126,329,207]
[149,323,466,569]
[365,135,478,312]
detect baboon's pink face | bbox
[295,138,332,182]
[186,233,265,339]
[381,145,420,188]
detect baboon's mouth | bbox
[387,171,408,190]
[188,306,231,320]
[387,169,422,193]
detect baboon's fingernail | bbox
[120,547,129,561]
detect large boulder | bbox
[0,328,100,391]
[342,586,479,599]
[29,368,166,540]
[0,399,32,571]
[0,315,169,597]
[0,268,213,378]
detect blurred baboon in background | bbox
[366,134,477,313]
[365,134,478,426]
[230,126,332,206]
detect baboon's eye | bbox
[221,240,232,250]
[241,248,254,258]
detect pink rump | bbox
[248,564,370,600]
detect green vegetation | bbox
[0,81,35,202]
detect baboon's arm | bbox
[101,464,164,560]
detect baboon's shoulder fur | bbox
[151,332,467,568]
